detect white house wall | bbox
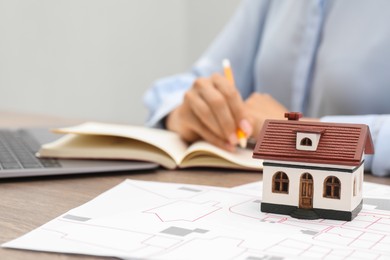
[262,166,299,206]
[351,164,364,209]
[262,162,364,212]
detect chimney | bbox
[285,112,302,121]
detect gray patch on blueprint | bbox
[364,198,390,211]
[160,226,209,236]
[62,214,91,222]
[178,187,202,192]
[246,256,284,260]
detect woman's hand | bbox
[166,73,292,151]
[166,73,252,151]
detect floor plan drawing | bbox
[3,180,390,259]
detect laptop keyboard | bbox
[0,130,61,170]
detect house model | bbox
[252,112,374,221]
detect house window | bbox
[300,137,312,146]
[323,176,341,199]
[296,132,322,151]
[353,177,357,196]
[272,171,289,194]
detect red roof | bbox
[252,119,374,166]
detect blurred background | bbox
[0,0,240,125]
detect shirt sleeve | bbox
[143,0,270,128]
[321,114,390,177]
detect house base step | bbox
[290,208,320,220]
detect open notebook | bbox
[38,122,262,171]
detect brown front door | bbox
[299,173,313,209]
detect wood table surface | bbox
[1,110,389,260]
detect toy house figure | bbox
[252,112,374,221]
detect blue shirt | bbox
[144,0,390,177]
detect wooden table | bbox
[1,111,389,259]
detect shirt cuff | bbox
[145,91,185,128]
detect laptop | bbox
[0,127,158,179]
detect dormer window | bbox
[295,131,324,151]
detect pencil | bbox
[222,59,247,148]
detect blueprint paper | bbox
[2,180,390,259]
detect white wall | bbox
[0,0,240,125]
[262,164,362,211]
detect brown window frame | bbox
[323,176,341,199]
[272,171,289,194]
